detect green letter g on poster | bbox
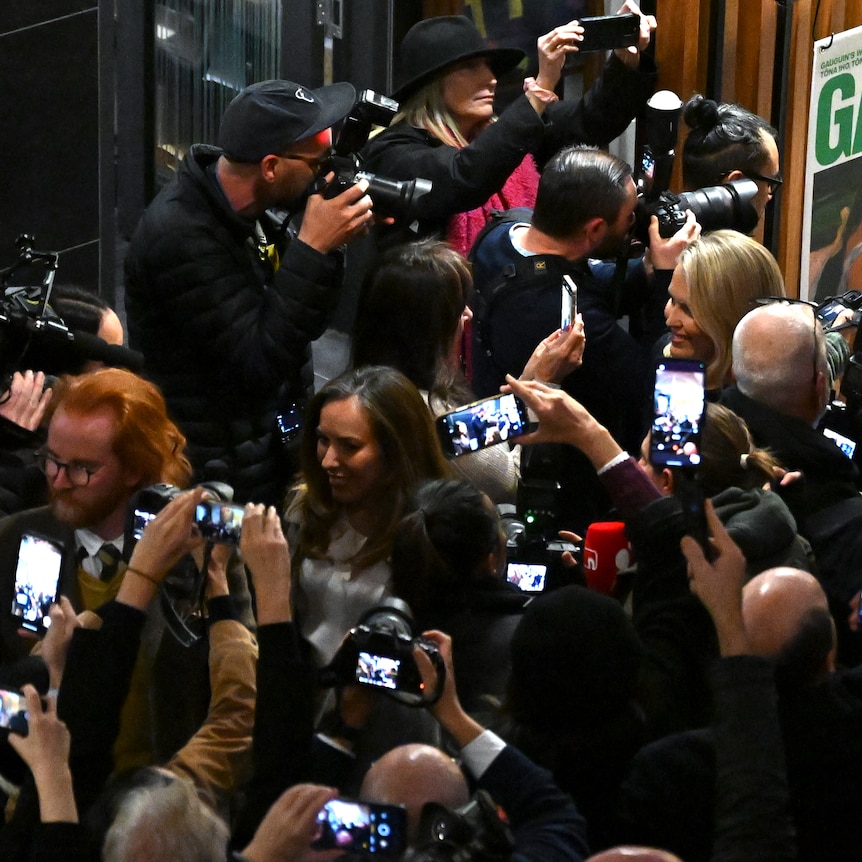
[815,73,862,166]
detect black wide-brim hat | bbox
[392,16,526,104]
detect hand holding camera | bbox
[645,209,702,271]
[118,487,207,609]
[414,630,484,750]
[319,600,446,708]
[301,176,376,254]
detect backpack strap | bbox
[467,207,535,264]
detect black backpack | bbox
[468,208,582,397]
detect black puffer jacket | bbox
[125,145,343,504]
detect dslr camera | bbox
[322,89,432,219]
[406,791,515,862]
[631,90,760,243]
[633,178,761,242]
[319,598,445,707]
[814,288,862,331]
[498,479,581,595]
[123,480,238,647]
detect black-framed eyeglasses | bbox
[278,149,334,176]
[36,450,103,487]
[746,170,783,194]
[723,170,783,194]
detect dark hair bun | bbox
[684,94,721,132]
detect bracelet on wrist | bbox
[126,566,160,587]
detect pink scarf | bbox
[446,154,540,257]
[447,154,540,382]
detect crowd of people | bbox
[0,3,860,861]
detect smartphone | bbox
[0,689,30,736]
[561,275,577,330]
[823,426,858,459]
[435,393,530,459]
[563,13,639,71]
[356,650,401,691]
[10,532,64,633]
[275,401,303,444]
[312,798,407,856]
[649,359,707,469]
[194,500,245,545]
[507,562,547,592]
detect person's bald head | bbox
[742,567,836,681]
[360,744,470,844]
[732,303,829,425]
[587,849,683,862]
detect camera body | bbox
[124,480,236,549]
[815,289,862,331]
[408,791,515,862]
[319,599,445,706]
[633,179,760,242]
[321,89,432,219]
[499,481,581,594]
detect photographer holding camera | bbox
[125,79,377,507]
[680,95,780,229]
[470,145,699,532]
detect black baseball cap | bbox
[218,79,356,162]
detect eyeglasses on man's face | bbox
[722,170,783,195]
[278,149,334,176]
[36,450,104,487]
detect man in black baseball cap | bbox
[125,79,374,506]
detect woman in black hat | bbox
[361,1,657,255]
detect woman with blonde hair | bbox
[663,229,785,390]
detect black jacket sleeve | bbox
[230,621,317,847]
[478,745,590,862]
[361,54,657,226]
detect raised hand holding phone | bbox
[649,358,713,560]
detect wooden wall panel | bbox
[654,0,862,296]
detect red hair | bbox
[48,368,192,488]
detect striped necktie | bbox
[97,543,123,582]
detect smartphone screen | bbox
[313,799,407,856]
[435,393,530,459]
[131,507,158,542]
[0,689,29,735]
[11,533,64,633]
[275,401,303,443]
[507,562,548,592]
[356,651,401,690]
[649,359,707,468]
[194,500,245,545]
[823,426,857,459]
[815,299,847,328]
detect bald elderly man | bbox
[618,515,861,862]
[720,302,862,660]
